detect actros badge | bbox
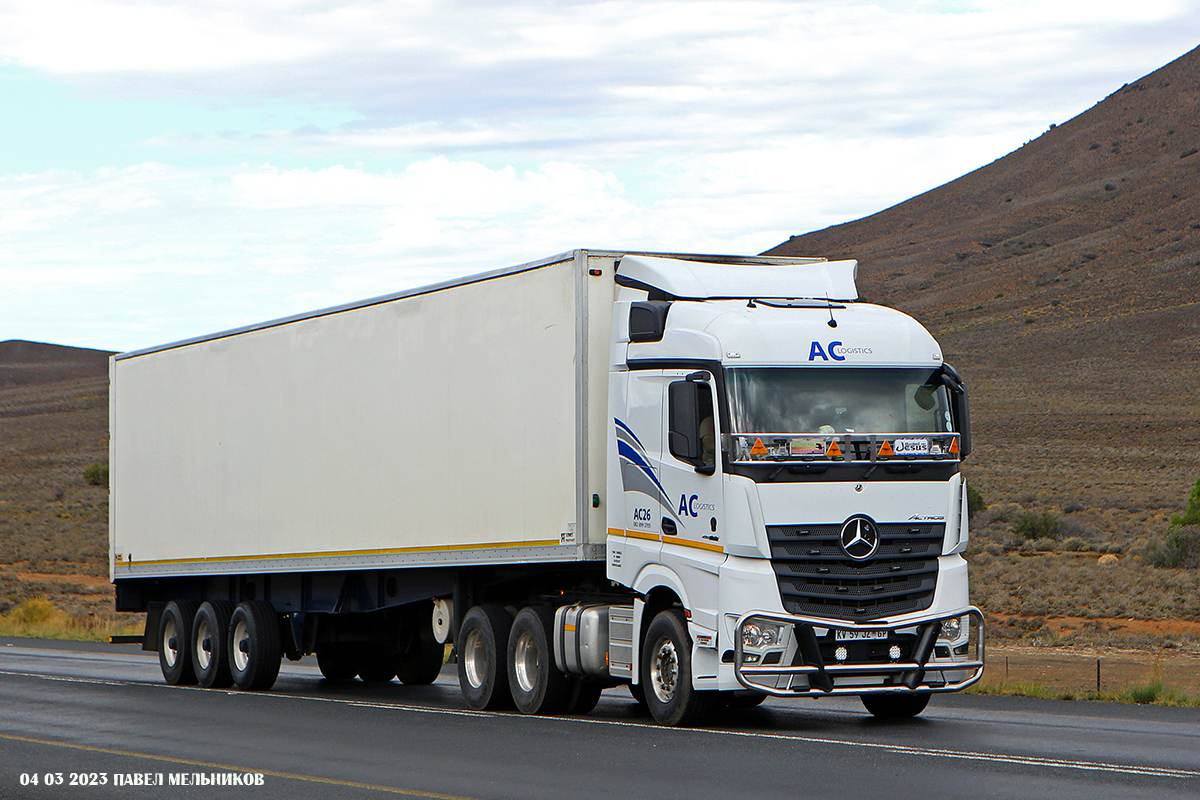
[839,515,880,561]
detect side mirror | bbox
[941,364,971,459]
[669,374,716,474]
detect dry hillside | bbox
[767,46,1200,648]
[0,340,113,618]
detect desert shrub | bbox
[1061,536,1092,552]
[1142,478,1200,568]
[1013,510,1066,540]
[1063,501,1085,513]
[1169,477,1200,527]
[1143,526,1200,569]
[966,484,987,518]
[8,597,58,625]
[83,463,109,489]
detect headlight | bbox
[741,622,781,649]
[938,616,966,644]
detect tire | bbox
[628,680,647,708]
[158,600,200,686]
[395,628,445,686]
[564,678,603,716]
[861,692,931,720]
[316,646,357,681]
[355,645,397,683]
[507,606,571,715]
[191,601,235,688]
[456,605,514,710]
[228,601,282,691]
[641,609,715,726]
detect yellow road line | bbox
[0,732,483,800]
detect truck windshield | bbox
[725,368,953,436]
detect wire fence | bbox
[981,648,1200,694]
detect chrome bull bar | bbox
[733,607,985,697]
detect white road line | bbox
[3,666,1196,781]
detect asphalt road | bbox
[1,636,1197,800]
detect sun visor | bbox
[616,255,858,301]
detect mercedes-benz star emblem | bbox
[839,516,880,561]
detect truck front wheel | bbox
[158,600,200,686]
[507,606,570,715]
[457,605,514,710]
[861,692,930,719]
[642,609,714,726]
[228,601,282,691]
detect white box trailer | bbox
[111,249,984,725]
[111,252,608,574]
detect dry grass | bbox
[967,680,1200,707]
[0,598,142,642]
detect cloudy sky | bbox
[1,0,1197,352]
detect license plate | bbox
[835,629,887,641]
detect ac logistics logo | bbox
[678,494,716,518]
[809,341,874,362]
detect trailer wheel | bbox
[158,600,200,686]
[228,601,282,691]
[861,693,930,720]
[641,608,715,726]
[564,678,603,716]
[192,601,235,688]
[457,605,513,710]
[316,647,357,681]
[507,606,571,715]
[395,629,445,686]
[355,646,397,683]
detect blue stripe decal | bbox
[617,440,667,494]
[615,417,646,450]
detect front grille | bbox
[767,522,944,622]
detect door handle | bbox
[662,518,677,535]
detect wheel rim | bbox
[650,637,679,703]
[513,631,540,694]
[232,618,250,672]
[162,617,179,668]
[194,618,212,670]
[462,629,487,689]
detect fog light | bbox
[835,646,848,662]
[889,645,902,660]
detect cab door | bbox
[656,370,725,633]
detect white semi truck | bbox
[110,249,984,725]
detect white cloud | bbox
[1,0,1198,350]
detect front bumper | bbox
[733,607,985,697]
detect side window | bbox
[668,377,716,474]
